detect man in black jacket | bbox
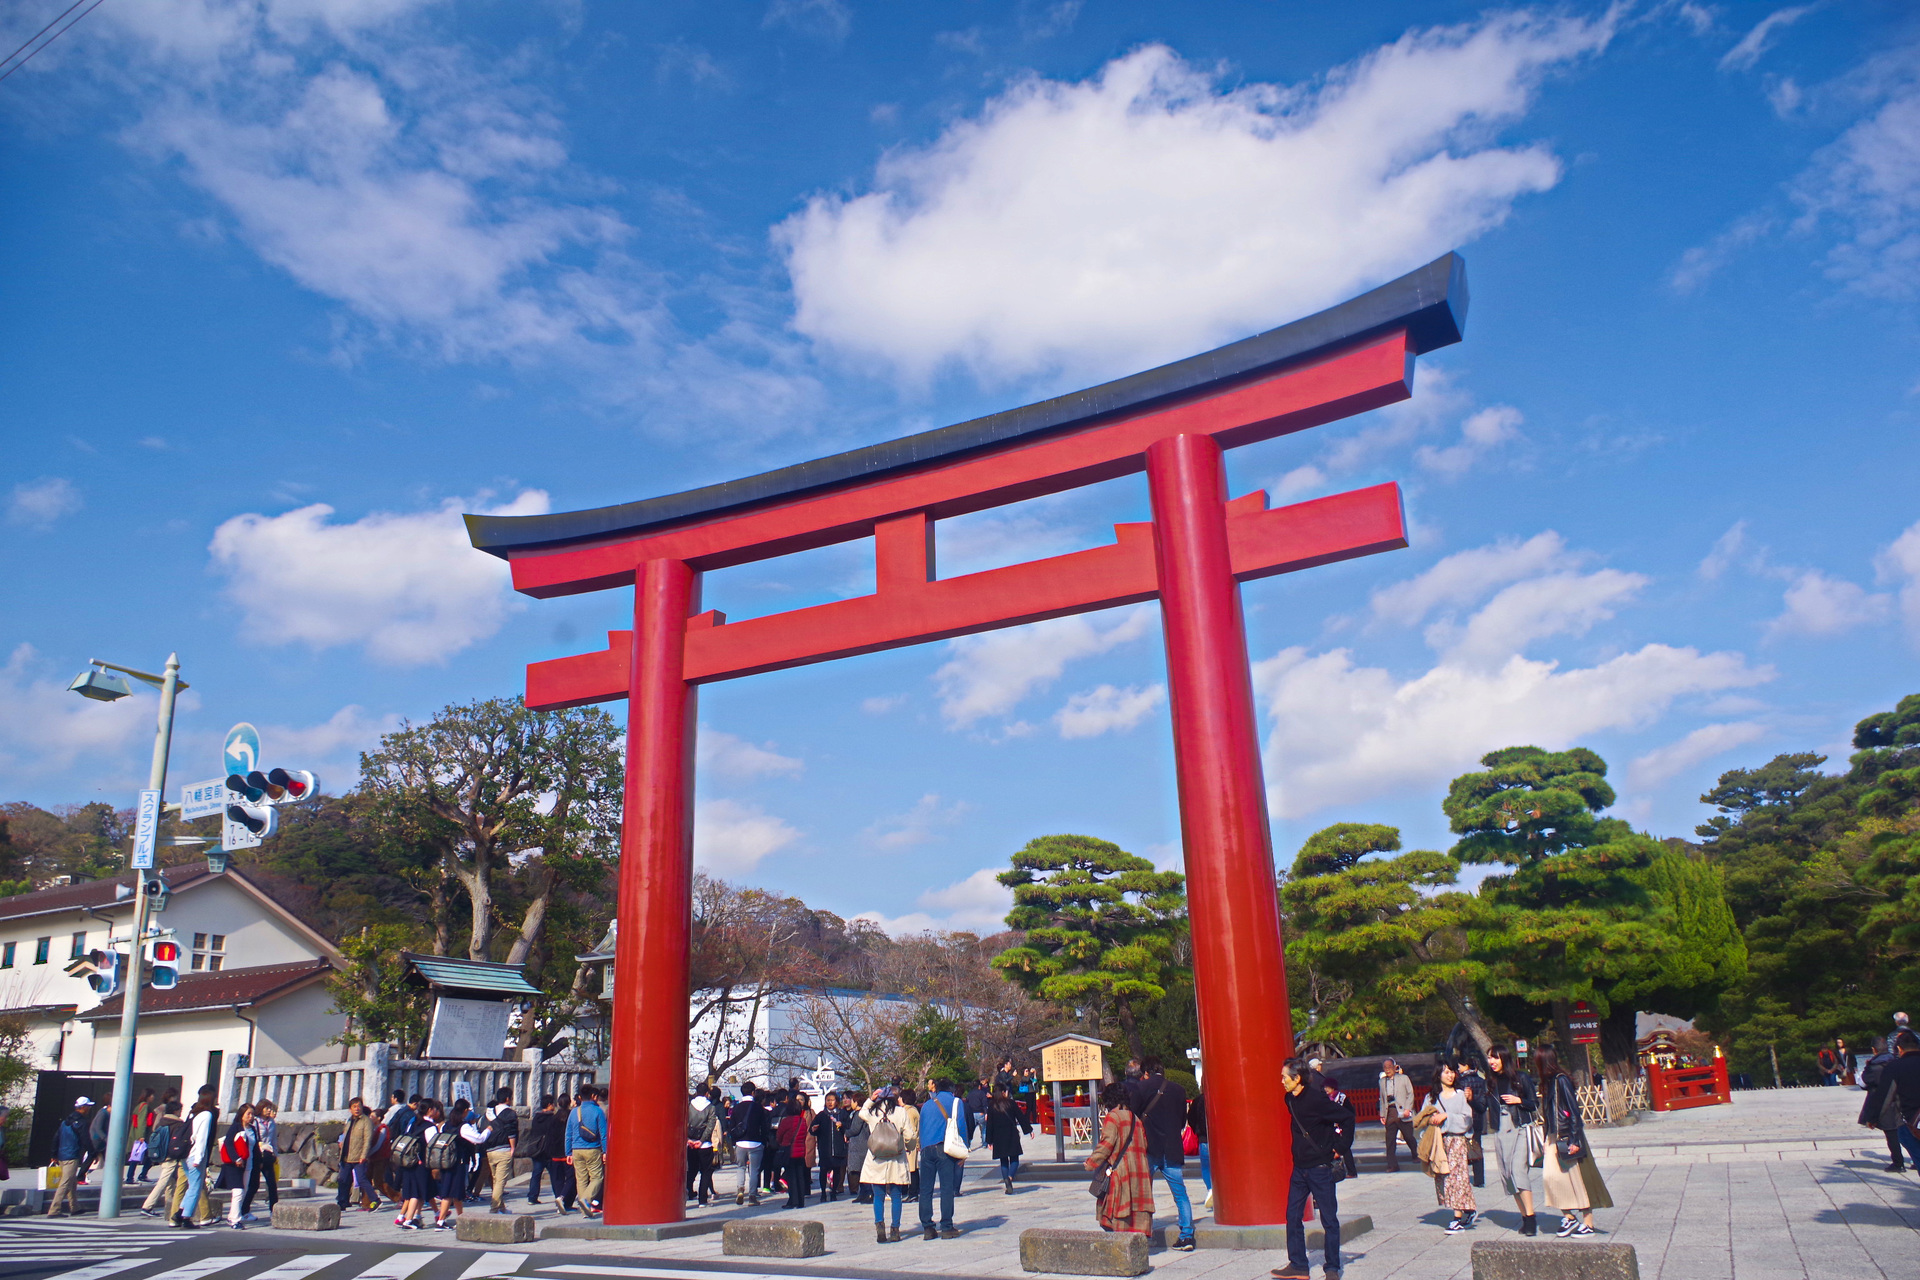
[1127,1057,1196,1251]
[1887,1030,1920,1170]
[1274,1060,1354,1280]
[1859,1039,1904,1171]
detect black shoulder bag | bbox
[1088,1113,1137,1200]
[1290,1104,1346,1182]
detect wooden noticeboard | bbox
[1041,1037,1105,1083]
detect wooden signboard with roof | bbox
[1032,1033,1111,1160]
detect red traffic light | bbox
[151,940,180,963]
[267,767,311,799]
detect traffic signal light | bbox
[83,948,122,998]
[222,765,316,854]
[224,797,279,839]
[145,935,181,990]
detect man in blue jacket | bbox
[565,1085,608,1218]
[46,1097,95,1216]
[917,1078,968,1240]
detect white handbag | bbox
[935,1097,968,1160]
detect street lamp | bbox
[67,655,187,1220]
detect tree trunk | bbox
[1405,937,1496,1055]
[505,864,554,968]
[429,878,454,957]
[1115,1001,1145,1063]
[447,850,493,961]
[1598,1003,1639,1081]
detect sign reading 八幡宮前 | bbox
[1040,1038,1106,1083]
[180,778,230,821]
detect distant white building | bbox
[688,985,923,1093]
[0,867,349,1094]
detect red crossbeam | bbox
[505,329,1411,597]
[526,482,1405,707]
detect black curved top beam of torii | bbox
[467,252,1466,558]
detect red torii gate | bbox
[468,253,1468,1228]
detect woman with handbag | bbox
[219,1102,256,1229]
[1537,1046,1611,1237]
[1084,1082,1153,1236]
[1420,1057,1481,1233]
[1484,1044,1542,1236]
[857,1086,918,1243]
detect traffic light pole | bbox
[96,653,179,1220]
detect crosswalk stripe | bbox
[0,1250,157,1260]
[349,1253,439,1280]
[40,1262,153,1280]
[458,1254,526,1280]
[134,1258,251,1280]
[249,1255,351,1279]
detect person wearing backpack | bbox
[522,1095,562,1206]
[857,1086,918,1244]
[686,1087,721,1206]
[566,1085,607,1217]
[430,1097,490,1230]
[172,1094,220,1229]
[139,1111,183,1217]
[390,1098,435,1230]
[729,1087,771,1207]
[45,1097,94,1217]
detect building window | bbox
[205,1050,223,1090]
[33,937,49,965]
[70,931,86,960]
[191,933,225,972]
[1,942,13,968]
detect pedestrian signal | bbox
[145,936,181,990]
[83,948,122,998]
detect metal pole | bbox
[1051,1080,1064,1163]
[97,652,178,1218]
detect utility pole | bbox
[75,654,182,1218]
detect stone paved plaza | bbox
[174,1085,1913,1279]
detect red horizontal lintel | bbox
[508,330,1412,598]
[524,483,1404,709]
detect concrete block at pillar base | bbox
[1470,1241,1639,1280]
[456,1214,537,1244]
[270,1202,341,1231]
[1192,1215,1372,1251]
[1019,1228,1149,1276]
[723,1218,826,1258]
[542,1219,725,1242]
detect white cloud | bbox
[763,0,850,42]
[1432,568,1648,665]
[1698,520,1750,580]
[1625,722,1770,791]
[1414,404,1526,477]
[697,725,803,779]
[0,644,157,788]
[1874,518,1920,645]
[1054,683,1166,739]
[256,704,405,790]
[208,488,548,664]
[1370,531,1577,627]
[1255,642,1772,819]
[1670,214,1776,293]
[1794,49,1920,298]
[694,798,801,875]
[853,867,1013,935]
[1764,569,1891,638]
[860,694,908,715]
[1719,6,1813,73]
[778,13,1616,382]
[864,793,970,850]
[934,606,1153,728]
[6,478,82,529]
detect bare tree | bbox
[773,989,916,1090]
[688,874,820,1083]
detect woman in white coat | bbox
[855,1087,919,1245]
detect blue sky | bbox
[3,0,1917,933]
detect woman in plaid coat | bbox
[1084,1082,1154,1234]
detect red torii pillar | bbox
[467,253,1469,1227]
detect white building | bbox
[0,867,348,1094]
[689,985,923,1093]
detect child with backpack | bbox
[429,1098,491,1231]
[389,1097,433,1230]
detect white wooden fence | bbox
[223,1043,600,1122]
